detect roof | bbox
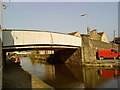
[67,32,81,37]
[98,32,104,36]
[90,29,97,32]
[114,37,120,40]
[81,34,90,37]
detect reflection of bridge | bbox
[3,30,81,51]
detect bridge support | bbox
[47,47,82,64]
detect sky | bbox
[2,0,119,41]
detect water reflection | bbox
[20,57,120,88]
[100,70,120,78]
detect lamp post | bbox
[81,13,90,34]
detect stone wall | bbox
[82,37,118,64]
[47,48,82,64]
[90,30,100,40]
[119,45,120,50]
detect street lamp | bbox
[80,13,90,34]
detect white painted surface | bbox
[3,30,82,47]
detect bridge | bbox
[3,30,82,51]
[2,29,82,64]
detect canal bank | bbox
[3,61,53,89]
[83,60,120,67]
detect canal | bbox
[20,57,120,88]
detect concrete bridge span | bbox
[3,30,82,49]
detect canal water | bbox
[20,57,120,88]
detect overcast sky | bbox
[2,0,119,41]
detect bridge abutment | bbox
[47,48,82,64]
